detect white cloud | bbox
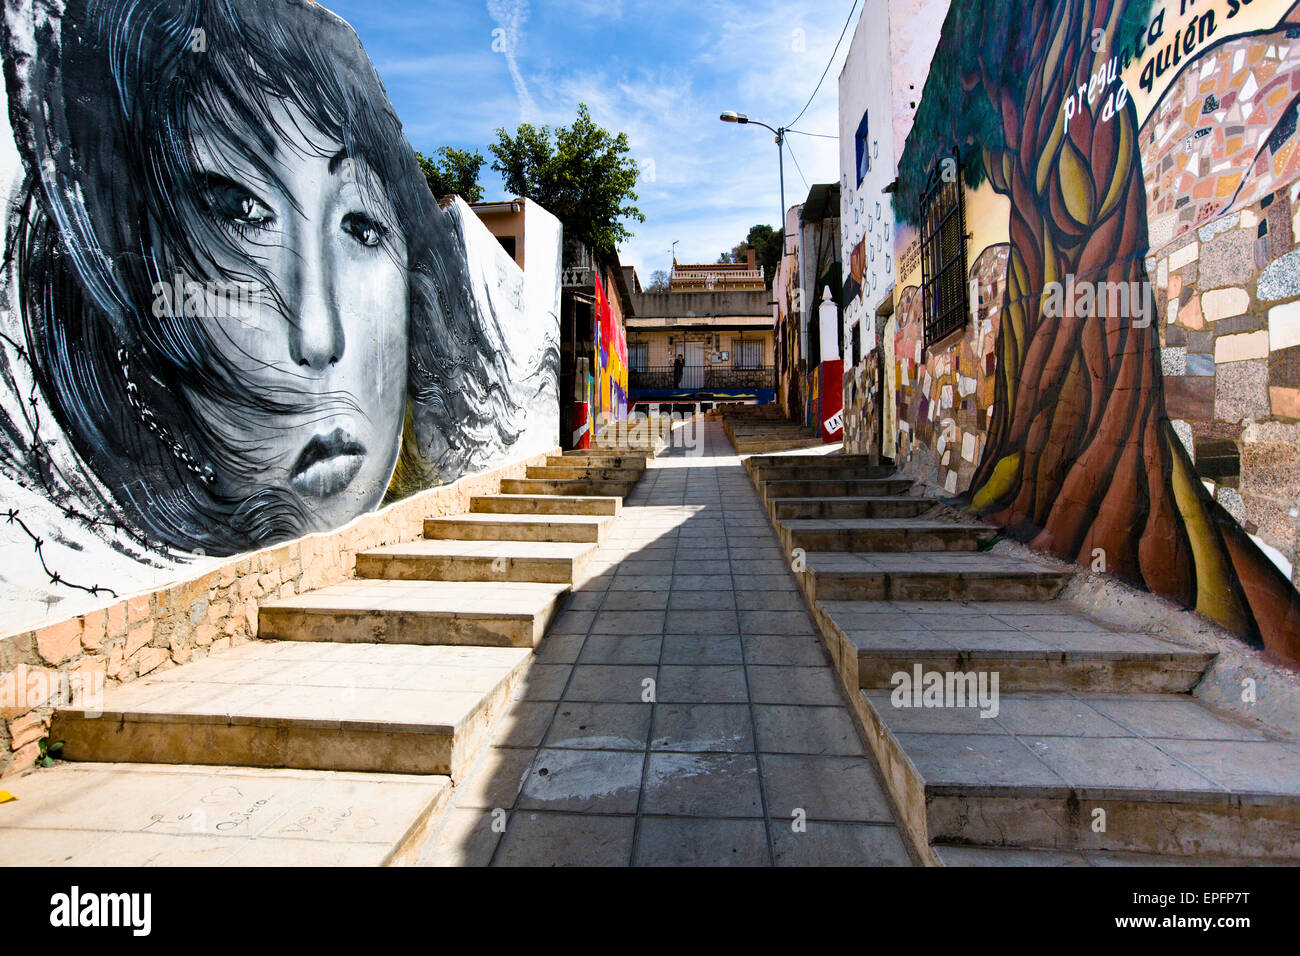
[333,0,860,281]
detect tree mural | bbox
[895,0,1300,656]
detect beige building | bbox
[627,268,776,411]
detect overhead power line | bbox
[786,0,862,129]
[784,136,811,191]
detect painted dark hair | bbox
[1,0,524,556]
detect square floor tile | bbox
[642,752,764,817]
[517,748,644,814]
[657,665,748,703]
[564,664,657,703]
[661,633,744,666]
[545,702,652,752]
[770,821,911,866]
[633,817,769,867]
[753,705,866,756]
[760,754,895,823]
[651,703,754,753]
[746,666,843,705]
[494,812,635,867]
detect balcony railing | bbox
[630,365,774,391]
[562,266,595,288]
[669,269,764,282]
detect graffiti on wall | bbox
[891,0,1300,657]
[592,272,628,431]
[0,0,559,625]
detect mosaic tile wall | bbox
[1147,30,1300,586]
[885,246,1008,493]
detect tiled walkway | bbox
[419,422,915,866]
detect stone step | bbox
[424,512,613,544]
[356,539,597,585]
[736,440,825,454]
[779,518,997,553]
[470,493,621,517]
[743,453,888,473]
[546,454,646,471]
[562,447,656,459]
[798,549,1067,602]
[769,496,936,521]
[0,762,451,866]
[761,478,915,501]
[854,688,1300,862]
[736,441,831,455]
[501,477,637,497]
[729,426,817,436]
[813,599,1214,694]
[731,431,820,443]
[590,438,665,454]
[525,464,643,482]
[750,464,897,484]
[781,519,996,557]
[930,844,1286,866]
[258,579,568,647]
[51,641,534,779]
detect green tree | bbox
[745,224,782,285]
[415,146,486,203]
[893,0,1299,652]
[721,226,781,286]
[490,104,644,257]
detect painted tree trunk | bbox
[965,0,1300,656]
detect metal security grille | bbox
[735,339,763,369]
[920,147,969,350]
[629,343,648,371]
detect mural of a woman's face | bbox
[178,100,409,531]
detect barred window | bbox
[629,342,648,371]
[735,338,763,369]
[920,148,969,349]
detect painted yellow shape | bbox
[0,791,15,803]
[971,452,1020,512]
[1169,434,1249,633]
[1058,140,1094,225]
[1097,116,1132,220]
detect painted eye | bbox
[342,212,387,248]
[201,175,275,227]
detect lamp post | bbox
[719,111,787,256]
[721,111,787,401]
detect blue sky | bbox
[322,0,856,281]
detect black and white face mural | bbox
[0,0,560,620]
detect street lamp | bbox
[721,110,788,400]
[720,111,788,257]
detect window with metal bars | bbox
[735,338,763,369]
[629,342,648,371]
[919,147,969,349]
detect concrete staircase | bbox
[721,404,822,454]
[590,417,669,456]
[741,451,1300,865]
[27,449,651,866]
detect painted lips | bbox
[289,428,367,498]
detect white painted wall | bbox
[837,0,949,358]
